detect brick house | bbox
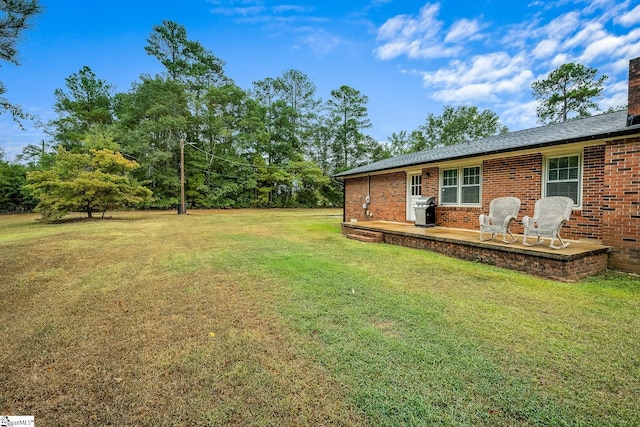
[335,58,640,274]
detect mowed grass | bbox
[1,210,639,426]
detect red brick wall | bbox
[572,145,605,240]
[629,57,640,117]
[344,176,368,222]
[479,154,542,235]
[344,172,406,222]
[434,206,480,228]
[602,137,640,273]
[422,167,439,201]
[374,227,609,281]
[369,172,407,222]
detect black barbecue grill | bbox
[414,196,436,227]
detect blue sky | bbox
[1,0,640,161]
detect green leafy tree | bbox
[145,18,226,120]
[115,76,190,208]
[326,85,372,171]
[256,164,293,207]
[251,77,297,165]
[201,84,248,154]
[192,83,258,207]
[307,115,333,174]
[288,159,330,207]
[25,144,151,222]
[0,0,41,126]
[16,139,55,168]
[144,21,233,208]
[0,149,33,211]
[145,20,225,86]
[145,19,227,130]
[387,130,427,155]
[275,69,321,153]
[305,117,344,206]
[414,105,508,150]
[50,66,114,150]
[250,72,326,206]
[532,62,608,124]
[362,135,392,163]
[251,71,320,165]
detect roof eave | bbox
[334,125,640,180]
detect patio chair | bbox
[479,197,521,243]
[522,196,574,249]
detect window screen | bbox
[546,155,580,205]
[461,167,480,204]
[441,169,458,204]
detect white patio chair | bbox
[522,196,574,249]
[479,197,521,243]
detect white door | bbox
[407,173,422,221]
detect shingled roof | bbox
[335,109,640,178]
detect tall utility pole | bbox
[179,138,186,214]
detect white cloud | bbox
[374,0,637,131]
[610,57,631,73]
[581,0,615,14]
[208,0,338,54]
[533,39,560,59]
[545,11,581,40]
[499,100,539,129]
[209,1,310,19]
[273,5,309,14]
[617,4,640,26]
[209,5,265,16]
[499,11,579,54]
[527,0,574,12]
[601,80,628,110]
[296,28,342,55]
[432,83,499,103]
[579,27,640,63]
[550,53,571,67]
[444,19,482,43]
[579,34,626,63]
[499,19,539,50]
[421,53,534,103]
[375,3,442,59]
[375,3,479,60]
[494,69,535,92]
[563,22,606,50]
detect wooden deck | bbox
[341,221,610,281]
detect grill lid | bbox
[415,196,436,206]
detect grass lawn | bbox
[1,209,639,426]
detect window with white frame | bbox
[545,154,581,205]
[441,169,458,204]
[410,174,422,196]
[441,166,481,205]
[462,166,481,204]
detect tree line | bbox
[5,20,396,217]
[1,3,610,220]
